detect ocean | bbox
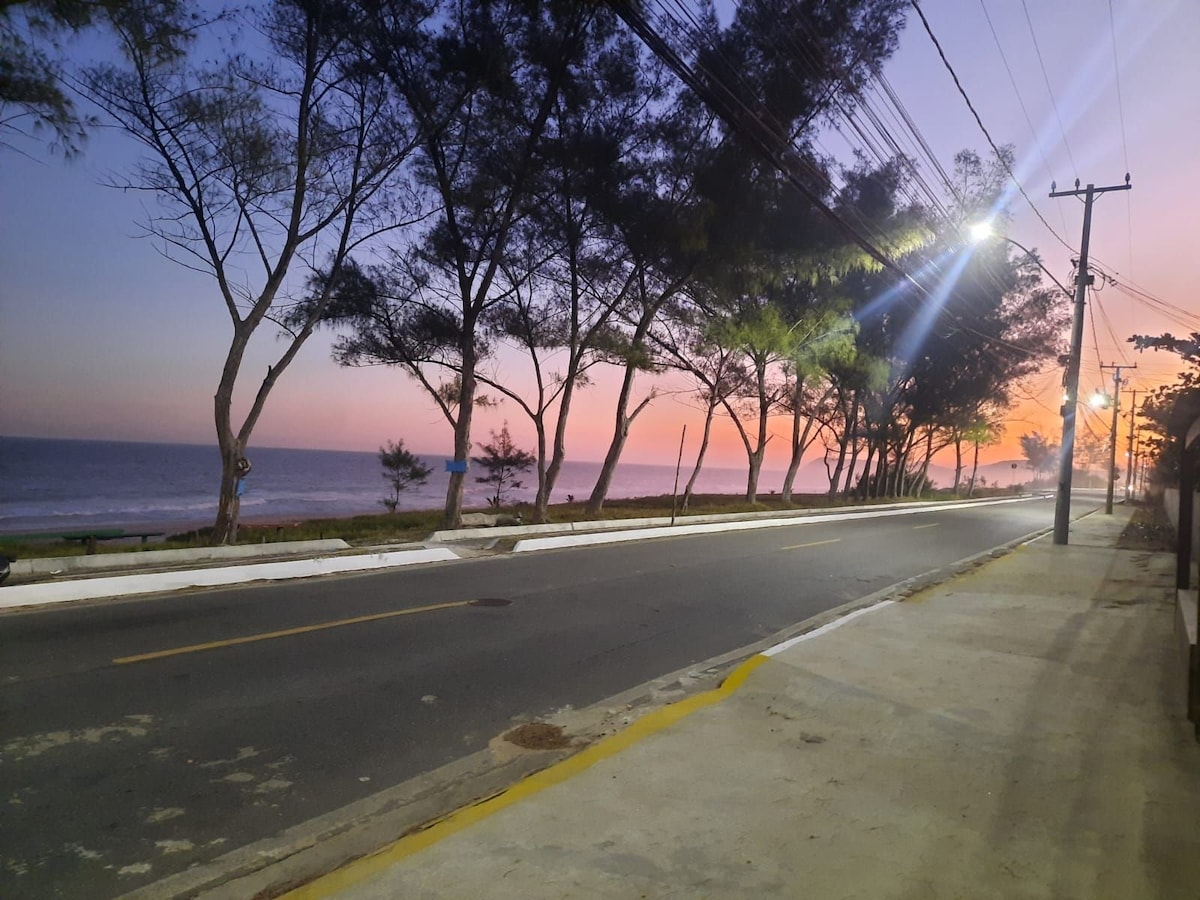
[0,437,791,535]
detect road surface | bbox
[0,496,1091,897]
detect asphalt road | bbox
[0,496,1094,897]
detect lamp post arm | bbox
[997,236,1073,298]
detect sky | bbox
[2,0,1198,474]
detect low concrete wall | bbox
[0,547,457,610]
[428,497,1011,544]
[1178,589,1200,730]
[9,539,352,578]
[1163,488,1200,561]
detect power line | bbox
[624,0,1070,370]
[1105,0,1135,279]
[977,0,1068,234]
[1019,0,1078,177]
[1105,0,1131,175]
[908,0,1078,256]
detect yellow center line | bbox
[779,538,841,551]
[113,600,472,665]
[912,523,940,530]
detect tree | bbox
[1,0,191,154]
[473,423,535,509]
[473,12,661,524]
[1128,332,1200,486]
[80,2,419,543]
[332,0,601,530]
[378,440,432,513]
[1019,432,1059,483]
[962,417,1001,497]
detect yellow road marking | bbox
[912,523,940,530]
[112,600,471,665]
[780,538,841,551]
[282,652,770,899]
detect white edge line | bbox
[761,600,897,657]
[512,496,1032,553]
[0,549,461,610]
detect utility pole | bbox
[1100,363,1135,514]
[1123,387,1138,500]
[1050,177,1132,544]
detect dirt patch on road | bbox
[503,723,572,750]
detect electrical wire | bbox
[1105,0,1135,280]
[627,0,1069,372]
[908,0,1079,257]
[977,0,1070,237]
[1019,0,1078,178]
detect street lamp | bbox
[969,221,1079,544]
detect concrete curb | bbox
[0,548,460,610]
[9,539,352,578]
[428,496,1023,543]
[511,495,1033,553]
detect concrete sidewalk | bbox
[294,507,1200,900]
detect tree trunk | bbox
[967,439,981,498]
[827,394,857,500]
[842,410,862,500]
[745,447,765,503]
[211,325,253,545]
[585,279,667,516]
[444,334,478,529]
[953,434,964,496]
[781,381,825,504]
[586,350,646,517]
[857,439,875,500]
[915,429,934,497]
[532,415,550,522]
[682,396,718,511]
[745,370,771,504]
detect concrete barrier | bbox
[0,547,458,610]
[9,539,352,578]
[428,498,1002,544]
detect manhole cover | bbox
[469,597,512,607]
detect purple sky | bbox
[1,0,1196,468]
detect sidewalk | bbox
[292,507,1200,900]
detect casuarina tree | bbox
[378,440,432,513]
[79,1,420,543]
[473,423,535,509]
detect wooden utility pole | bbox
[1099,363,1135,514]
[1049,176,1132,543]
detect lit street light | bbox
[969,220,1081,545]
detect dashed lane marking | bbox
[779,538,841,551]
[112,601,471,665]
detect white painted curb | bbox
[511,496,1033,553]
[0,549,460,610]
[762,601,897,656]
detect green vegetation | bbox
[379,440,433,513]
[473,424,536,509]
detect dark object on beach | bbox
[0,554,10,585]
